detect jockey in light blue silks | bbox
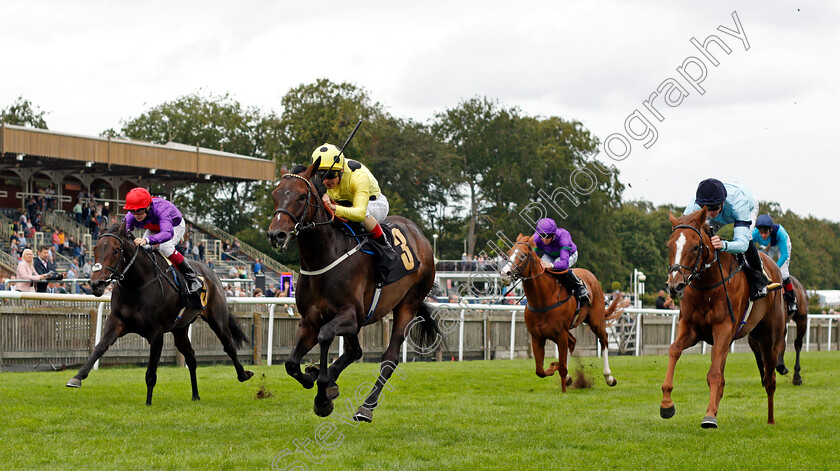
[684,178,779,300]
[753,214,797,313]
[532,218,590,306]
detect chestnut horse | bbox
[662,209,786,428]
[267,159,439,422]
[500,234,623,392]
[776,275,809,385]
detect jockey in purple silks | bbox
[532,218,591,306]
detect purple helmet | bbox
[536,218,557,238]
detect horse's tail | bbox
[407,302,444,353]
[227,312,250,349]
[603,295,625,326]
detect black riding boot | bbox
[744,242,769,300]
[177,260,204,294]
[373,233,399,264]
[783,288,798,314]
[559,270,591,307]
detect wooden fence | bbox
[1,297,838,371]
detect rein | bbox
[92,233,179,297]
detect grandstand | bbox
[0,123,296,293]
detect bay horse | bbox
[267,159,440,422]
[662,209,786,428]
[776,275,809,385]
[499,233,623,392]
[66,222,253,405]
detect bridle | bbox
[504,241,545,282]
[272,173,334,237]
[668,224,718,287]
[90,233,141,283]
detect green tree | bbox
[1,96,49,129]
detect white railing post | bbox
[634,313,642,356]
[805,316,811,352]
[339,336,344,357]
[509,310,516,360]
[402,340,407,364]
[828,319,833,352]
[670,314,677,345]
[458,309,465,362]
[93,302,105,370]
[267,304,276,366]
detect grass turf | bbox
[1,351,839,470]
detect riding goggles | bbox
[129,208,148,215]
[317,169,339,180]
[703,203,722,212]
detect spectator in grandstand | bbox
[78,243,87,266]
[52,231,61,253]
[197,241,205,263]
[191,242,200,261]
[101,202,111,225]
[73,199,83,224]
[238,265,247,279]
[15,248,49,292]
[253,288,264,297]
[265,284,276,297]
[34,245,64,293]
[123,187,203,296]
[252,259,262,276]
[79,282,92,295]
[88,211,100,240]
[655,290,675,309]
[231,238,241,256]
[82,259,92,279]
[57,230,66,254]
[9,238,20,260]
[47,282,68,294]
[228,265,238,279]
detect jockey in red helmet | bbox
[123,187,203,294]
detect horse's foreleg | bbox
[66,315,125,388]
[285,323,319,389]
[661,321,698,419]
[702,323,732,428]
[313,307,357,417]
[145,334,165,406]
[173,328,200,401]
[531,335,549,378]
[552,331,570,393]
[326,334,363,399]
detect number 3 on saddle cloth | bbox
[339,220,420,285]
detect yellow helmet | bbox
[311,143,345,170]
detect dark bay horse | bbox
[267,159,439,422]
[66,222,253,405]
[776,275,809,385]
[662,209,786,428]
[499,234,623,392]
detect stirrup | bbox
[750,285,768,301]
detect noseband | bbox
[272,173,333,236]
[668,224,717,286]
[90,233,141,283]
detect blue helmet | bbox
[756,214,774,229]
[695,178,727,206]
[536,218,557,238]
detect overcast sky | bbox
[3,1,837,221]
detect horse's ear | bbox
[668,212,680,227]
[279,164,288,176]
[697,206,708,225]
[303,156,320,180]
[118,220,127,236]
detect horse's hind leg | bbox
[758,333,778,425]
[67,315,125,388]
[792,314,806,385]
[313,306,358,418]
[205,309,253,382]
[145,334,165,406]
[173,328,200,401]
[586,317,617,387]
[554,331,570,393]
[776,324,790,375]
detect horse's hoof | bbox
[326,385,340,400]
[701,416,718,429]
[192,395,201,401]
[660,405,676,419]
[607,377,617,387]
[313,399,334,417]
[239,370,254,382]
[66,378,82,388]
[565,375,573,387]
[792,376,802,386]
[354,406,373,423]
[776,365,789,375]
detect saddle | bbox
[162,256,207,311]
[339,220,419,285]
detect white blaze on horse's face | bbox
[670,232,687,282]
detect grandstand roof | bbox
[0,123,275,183]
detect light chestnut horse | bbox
[662,209,786,428]
[500,234,623,392]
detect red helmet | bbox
[124,188,152,210]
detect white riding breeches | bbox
[541,251,578,269]
[143,219,186,257]
[366,194,390,222]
